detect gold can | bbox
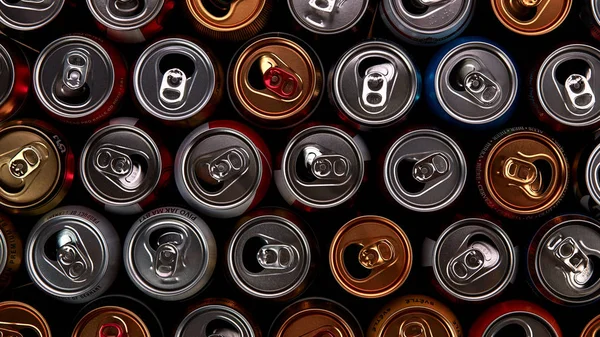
[72,306,151,337]
[368,295,462,337]
[329,215,412,298]
[229,33,324,129]
[184,0,272,41]
[0,301,52,337]
[491,0,572,35]
[0,214,21,292]
[582,315,600,337]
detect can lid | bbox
[593,0,600,27]
[329,216,411,298]
[435,41,518,125]
[0,124,61,210]
[433,218,515,301]
[383,129,466,212]
[331,40,418,127]
[230,35,322,123]
[281,125,366,208]
[537,44,600,128]
[175,303,256,337]
[287,0,368,34]
[186,0,267,33]
[0,43,15,108]
[125,207,216,300]
[86,0,164,30]
[274,299,360,337]
[491,0,571,35]
[385,0,473,34]
[0,301,51,337]
[80,123,162,207]
[134,38,216,122]
[482,130,568,215]
[0,0,64,31]
[581,314,600,337]
[178,125,262,210]
[73,306,151,337]
[34,36,115,119]
[483,313,558,337]
[534,216,600,304]
[585,142,600,207]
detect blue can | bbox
[425,36,519,129]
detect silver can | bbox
[423,218,516,302]
[80,117,171,215]
[380,0,474,46]
[287,0,370,34]
[226,208,316,300]
[0,0,64,31]
[329,40,420,130]
[274,124,370,211]
[175,120,272,219]
[174,299,259,337]
[383,129,467,212]
[480,311,559,337]
[124,206,216,301]
[132,37,222,127]
[534,44,600,130]
[25,205,120,303]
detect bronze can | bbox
[73,306,151,337]
[0,214,21,292]
[582,315,600,337]
[228,33,324,129]
[491,0,572,36]
[476,126,569,220]
[329,215,412,298]
[368,295,462,337]
[184,0,272,41]
[270,298,363,337]
[0,301,52,337]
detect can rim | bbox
[174,303,256,337]
[581,314,600,336]
[286,0,369,35]
[0,0,65,31]
[0,43,15,107]
[586,142,600,207]
[385,0,474,35]
[593,0,600,27]
[85,0,164,30]
[72,306,152,337]
[0,227,7,279]
[482,311,560,337]
[0,301,52,337]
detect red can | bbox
[33,34,127,125]
[0,36,29,123]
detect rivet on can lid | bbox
[86,0,165,30]
[72,306,151,337]
[0,301,51,337]
[491,0,572,35]
[175,302,256,337]
[287,0,369,34]
[0,0,65,31]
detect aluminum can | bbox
[175,298,260,337]
[368,295,462,337]
[33,34,127,125]
[132,37,223,128]
[0,37,29,122]
[175,120,272,218]
[25,205,120,303]
[491,0,571,36]
[581,0,600,41]
[184,0,272,41]
[275,124,369,211]
[468,300,562,337]
[582,315,600,337]
[0,301,52,337]
[226,208,317,300]
[270,298,362,337]
[573,132,600,217]
[287,0,370,35]
[124,206,216,301]
[330,215,411,298]
[425,37,518,128]
[228,33,324,129]
[422,217,517,302]
[528,214,600,306]
[0,0,64,31]
[329,40,420,130]
[383,128,466,212]
[86,0,175,44]
[0,214,21,292]
[476,126,569,220]
[0,119,74,216]
[532,44,600,131]
[380,0,474,46]
[80,117,172,215]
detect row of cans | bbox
[3,203,600,307]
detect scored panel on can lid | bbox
[329,215,412,298]
[331,40,419,128]
[482,313,558,337]
[134,38,217,122]
[537,44,600,128]
[383,129,467,212]
[73,306,151,337]
[432,218,516,301]
[175,301,256,337]
[491,0,571,35]
[0,301,52,337]
[86,0,164,30]
[287,0,369,34]
[434,40,518,125]
[0,0,64,31]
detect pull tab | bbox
[565,74,595,112]
[153,231,184,279]
[196,147,250,184]
[412,152,450,183]
[502,152,555,199]
[303,145,351,184]
[8,145,42,179]
[259,55,300,99]
[547,234,593,287]
[94,145,148,191]
[114,0,140,12]
[358,239,394,269]
[300,326,341,337]
[360,63,396,112]
[399,317,433,337]
[99,323,124,337]
[62,49,90,91]
[55,229,92,282]
[0,0,54,11]
[517,0,541,7]
[208,327,241,337]
[257,244,297,270]
[455,59,501,107]
[159,68,187,107]
[308,0,335,12]
[448,241,500,284]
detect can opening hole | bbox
[343,244,372,279]
[357,57,392,79]
[195,166,225,193]
[449,60,470,92]
[397,158,426,193]
[148,228,182,250]
[201,0,232,18]
[55,79,90,105]
[17,328,39,337]
[401,0,428,15]
[159,54,196,78]
[248,59,267,91]
[206,319,240,337]
[582,255,600,289]
[532,159,552,196]
[242,236,269,273]
[554,59,591,85]
[295,153,318,183]
[43,232,60,261]
[495,324,527,337]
